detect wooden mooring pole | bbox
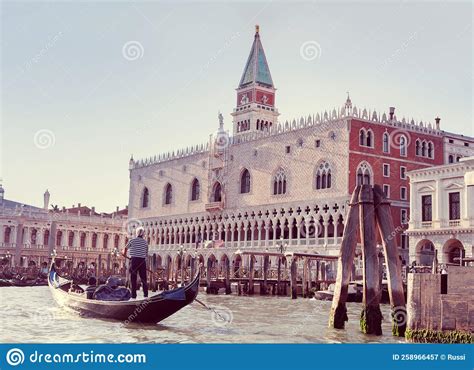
[290,257,297,299]
[262,255,269,295]
[248,254,255,295]
[359,185,382,335]
[373,185,407,337]
[329,186,361,329]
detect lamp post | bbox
[277,238,288,295]
[5,250,11,268]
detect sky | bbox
[1,0,473,212]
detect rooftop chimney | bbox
[116,206,119,212]
[91,206,95,213]
[435,117,441,130]
[389,107,395,121]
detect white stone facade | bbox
[407,157,474,265]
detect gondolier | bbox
[124,227,149,299]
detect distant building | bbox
[0,185,128,270]
[442,131,474,164]
[127,26,473,272]
[406,157,474,265]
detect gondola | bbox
[48,261,200,323]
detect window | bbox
[400,186,407,200]
[448,139,454,144]
[43,230,49,245]
[141,187,149,208]
[285,146,291,154]
[114,235,120,248]
[164,184,173,205]
[273,168,287,195]
[400,166,407,179]
[448,155,454,163]
[401,234,409,249]
[4,227,11,243]
[383,164,390,177]
[464,142,469,147]
[400,135,407,156]
[92,233,97,248]
[415,140,420,156]
[56,231,62,247]
[401,209,408,224]
[421,195,432,222]
[315,139,321,148]
[383,133,389,153]
[456,156,461,162]
[366,130,372,147]
[191,178,200,201]
[427,142,433,158]
[359,129,365,146]
[103,234,109,249]
[80,232,86,248]
[68,232,74,247]
[356,162,372,185]
[212,182,222,202]
[240,169,251,194]
[421,141,426,157]
[449,192,460,220]
[383,185,390,198]
[316,161,332,190]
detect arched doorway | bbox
[443,239,465,264]
[415,239,435,266]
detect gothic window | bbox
[273,168,287,195]
[68,231,74,247]
[356,162,372,185]
[212,182,222,202]
[141,187,149,208]
[421,195,432,222]
[316,161,332,189]
[400,135,407,157]
[366,130,372,147]
[191,178,200,201]
[421,141,426,157]
[415,140,420,156]
[449,192,460,220]
[448,155,454,163]
[164,184,173,205]
[359,129,366,146]
[383,133,389,153]
[240,169,251,194]
[427,142,433,158]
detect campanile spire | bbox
[232,25,279,136]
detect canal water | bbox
[0,287,403,343]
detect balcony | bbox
[205,201,224,212]
[421,221,432,228]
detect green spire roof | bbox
[239,26,274,88]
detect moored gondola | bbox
[48,261,200,323]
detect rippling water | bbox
[0,287,404,343]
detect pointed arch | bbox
[315,161,332,190]
[212,182,222,202]
[383,132,389,153]
[356,161,373,185]
[240,168,251,194]
[141,187,150,208]
[164,183,173,205]
[190,178,200,201]
[359,128,366,146]
[272,168,287,195]
[366,129,373,147]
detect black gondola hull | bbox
[48,265,199,323]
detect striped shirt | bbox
[126,237,148,258]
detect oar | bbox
[121,254,228,322]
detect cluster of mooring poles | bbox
[329,184,406,336]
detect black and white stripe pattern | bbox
[126,237,148,258]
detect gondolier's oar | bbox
[121,253,229,322]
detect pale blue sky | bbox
[1,0,472,211]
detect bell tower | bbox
[232,25,279,136]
